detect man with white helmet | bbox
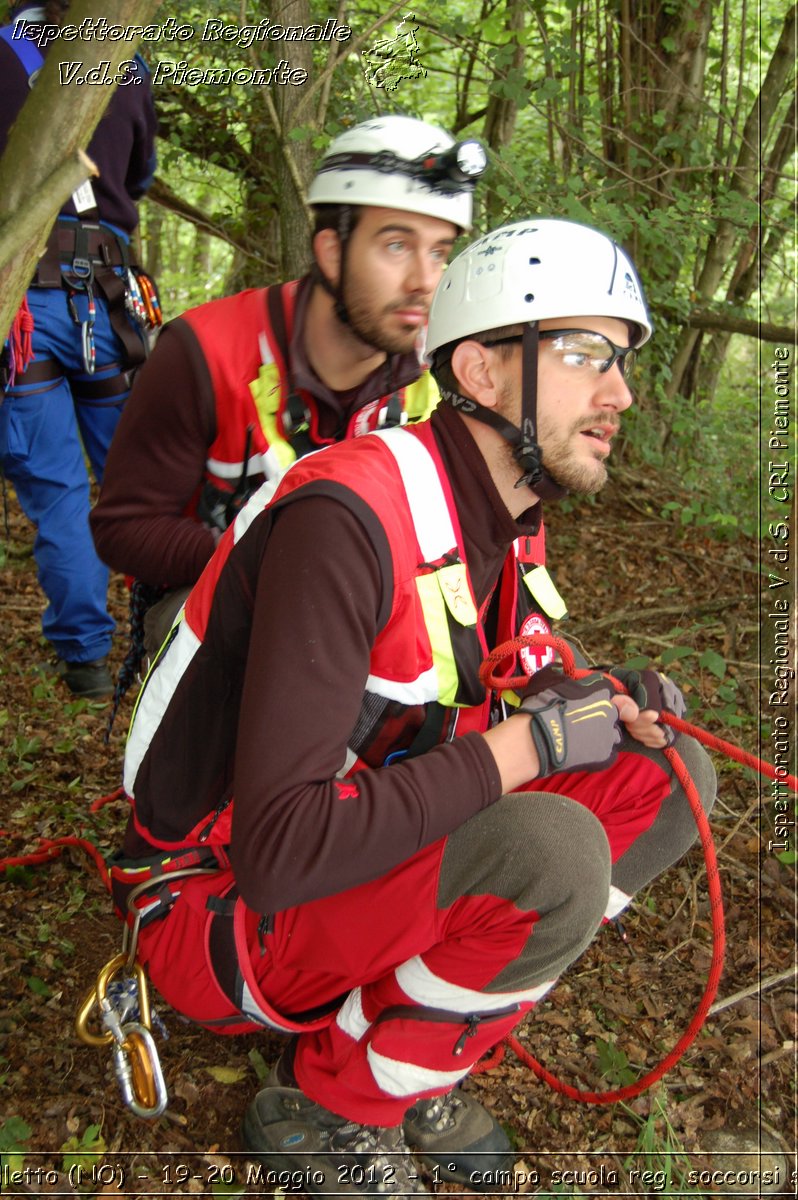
[110,218,715,1191]
[90,115,486,662]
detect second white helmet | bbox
[308,116,485,233]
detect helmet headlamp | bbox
[315,138,487,196]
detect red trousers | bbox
[136,738,715,1125]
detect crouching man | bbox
[111,218,715,1194]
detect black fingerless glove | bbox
[516,665,623,776]
[605,667,685,745]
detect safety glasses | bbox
[538,329,638,381]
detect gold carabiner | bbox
[75,953,152,1046]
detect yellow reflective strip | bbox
[415,575,460,706]
[404,373,440,421]
[522,565,568,620]
[436,563,477,627]
[249,362,296,470]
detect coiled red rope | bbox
[2,645,794,1106]
[476,633,796,1102]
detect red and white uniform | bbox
[115,407,716,1125]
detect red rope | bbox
[477,632,792,1104]
[0,833,111,892]
[3,634,792,1107]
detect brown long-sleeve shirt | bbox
[92,278,425,586]
[124,405,543,913]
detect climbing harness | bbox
[2,638,796,1117]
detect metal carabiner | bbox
[75,954,152,1046]
[113,1022,168,1118]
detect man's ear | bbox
[313,229,341,287]
[450,341,504,409]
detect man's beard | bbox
[539,425,610,495]
[497,385,613,496]
[341,275,425,357]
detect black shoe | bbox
[403,1088,514,1189]
[265,1050,514,1191]
[54,658,114,699]
[243,1083,428,1195]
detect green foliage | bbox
[134,0,791,489]
[0,1116,32,1175]
[621,1093,708,1197]
[595,1036,637,1087]
[59,1122,106,1176]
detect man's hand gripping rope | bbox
[478,632,797,1104]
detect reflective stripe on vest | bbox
[370,428,477,709]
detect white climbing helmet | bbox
[425,217,652,356]
[308,116,486,232]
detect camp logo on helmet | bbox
[622,272,641,303]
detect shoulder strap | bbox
[0,25,44,77]
[370,427,457,564]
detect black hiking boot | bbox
[243,1083,428,1195]
[266,1048,513,1191]
[403,1087,515,1189]
[51,657,114,699]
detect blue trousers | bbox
[1,283,133,663]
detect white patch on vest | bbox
[336,987,371,1042]
[124,621,202,795]
[604,884,632,919]
[364,665,440,706]
[367,1045,469,1098]
[371,428,457,564]
[206,448,282,481]
[395,955,556,1011]
[519,613,554,677]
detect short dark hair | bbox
[312,204,363,241]
[430,322,526,396]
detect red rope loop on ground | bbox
[477,631,796,1103]
[0,833,111,892]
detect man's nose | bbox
[596,365,634,412]
[406,252,442,296]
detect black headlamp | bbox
[414,140,488,187]
[318,139,487,194]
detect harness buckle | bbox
[71,255,93,281]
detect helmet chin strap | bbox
[439,323,568,502]
[513,323,568,500]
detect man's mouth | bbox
[580,424,617,443]
[579,424,618,453]
[393,310,426,326]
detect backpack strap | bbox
[0,25,44,79]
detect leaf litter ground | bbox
[1,474,795,1197]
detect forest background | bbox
[0,0,796,1194]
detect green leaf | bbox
[699,649,727,680]
[248,1048,270,1083]
[205,1065,248,1084]
[660,646,695,666]
[777,850,797,865]
[623,656,650,670]
[26,976,51,997]
[0,1116,32,1151]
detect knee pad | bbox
[439,793,611,990]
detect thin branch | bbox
[146,177,271,265]
[709,966,797,1016]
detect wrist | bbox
[482,716,541,793]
